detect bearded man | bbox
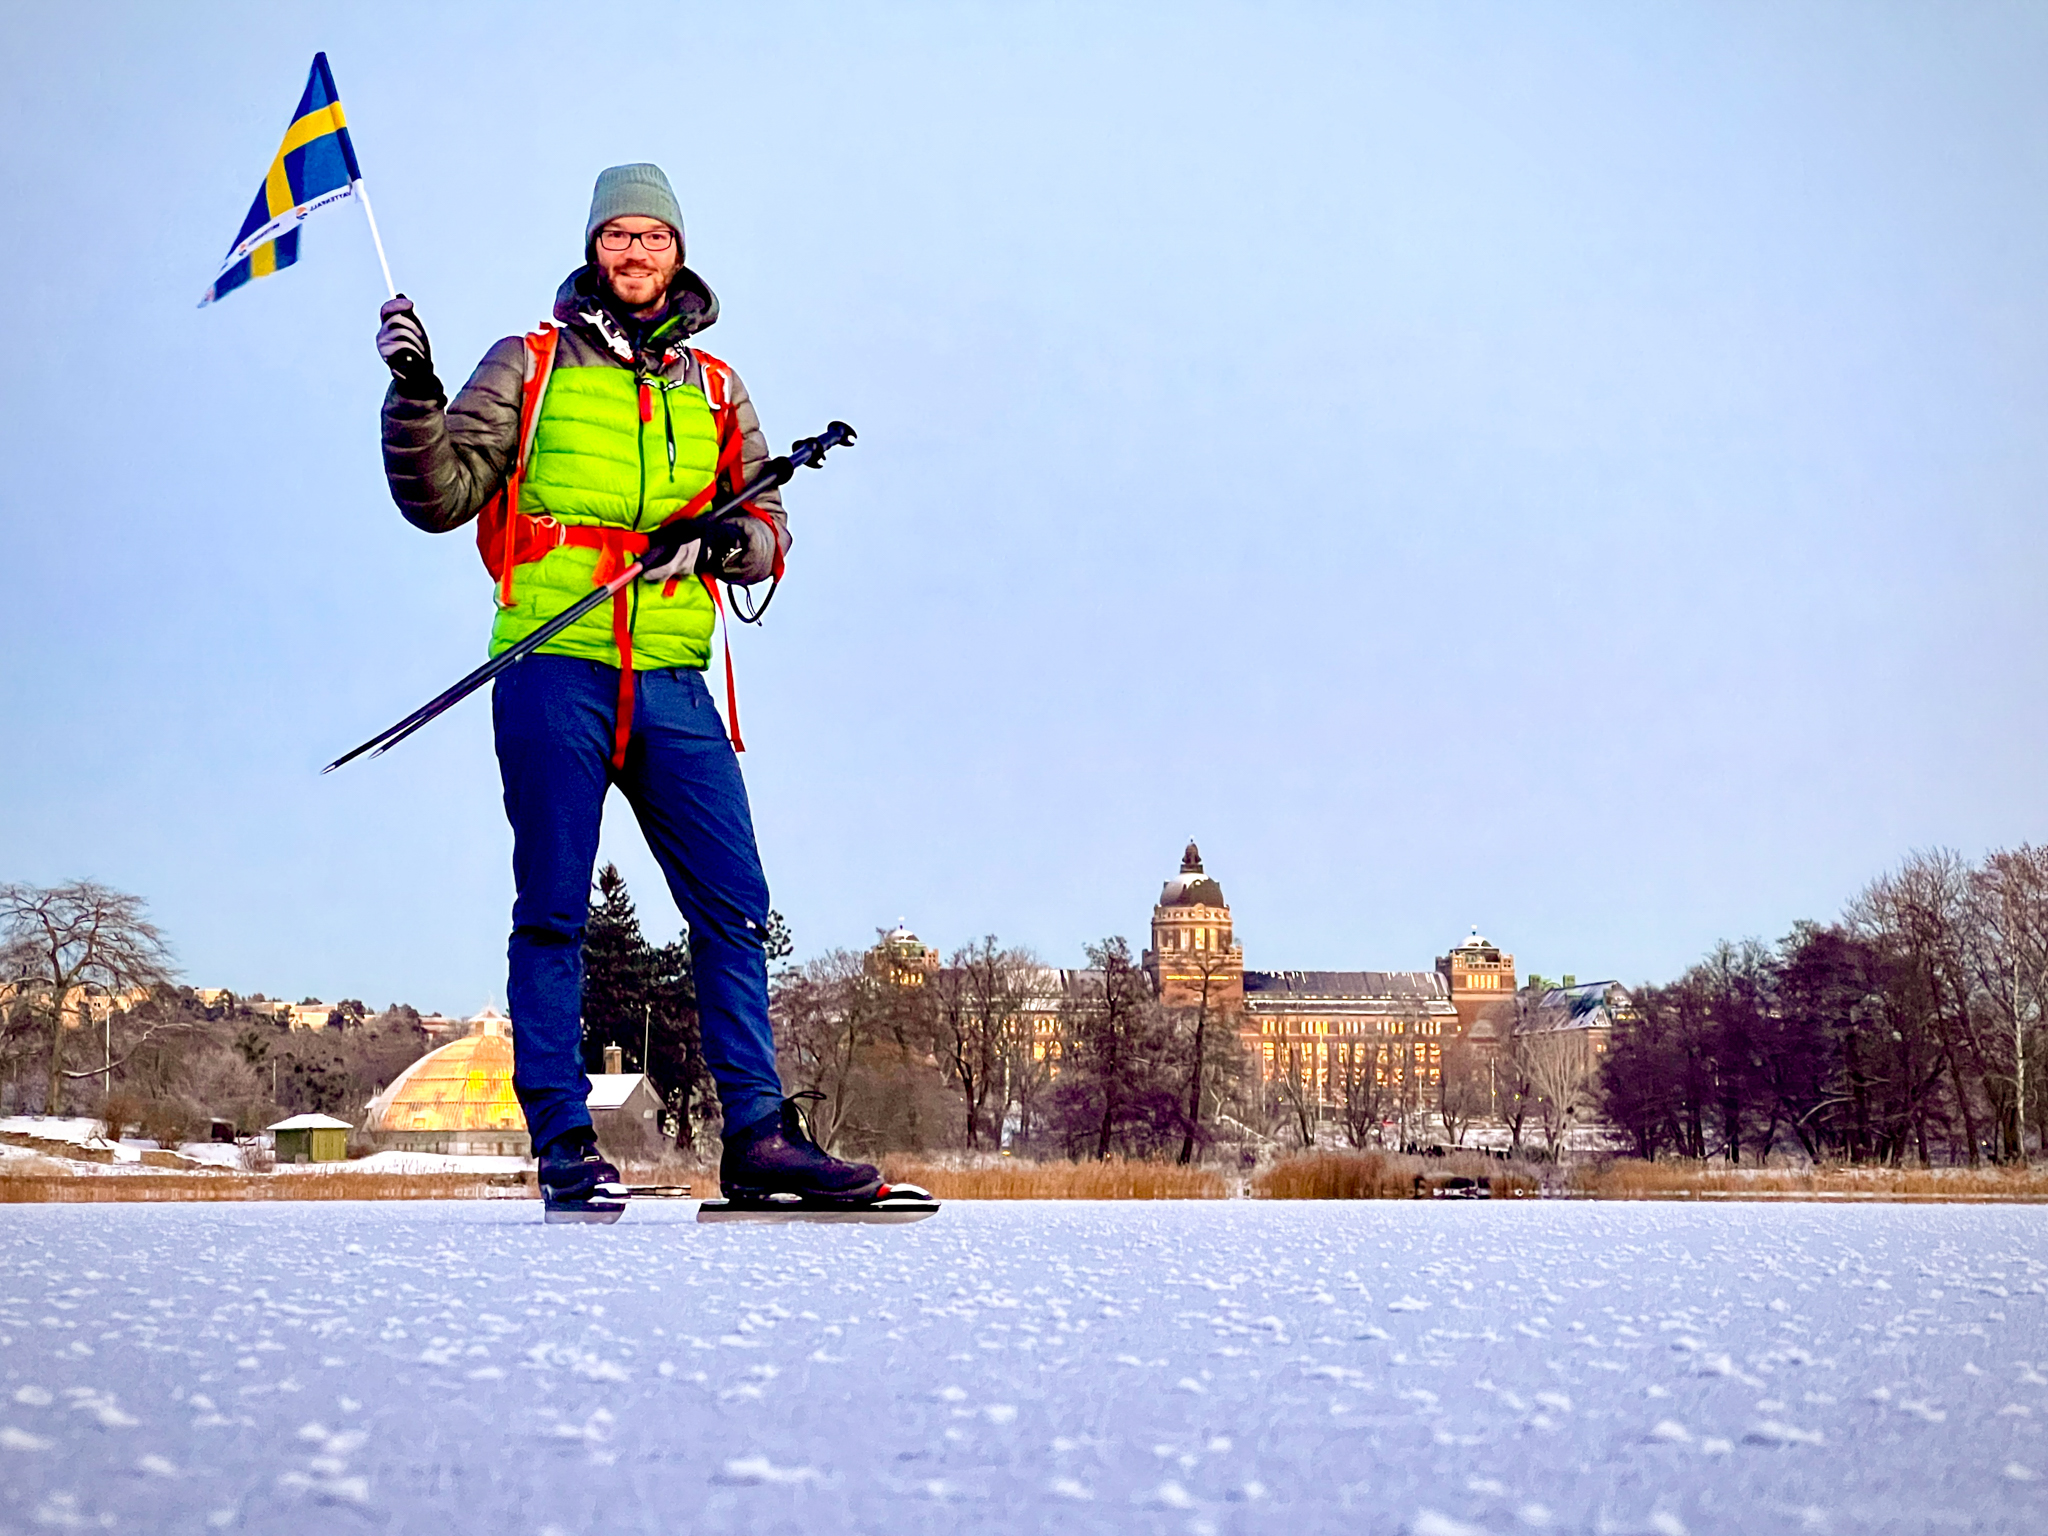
[376,163,881,1222]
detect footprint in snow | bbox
[1744,1421,1824,1447]
[1387,1297,1430,1313]
[715,1455,819,1486]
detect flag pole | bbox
[353,179,396,300]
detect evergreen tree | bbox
[579,864,723,1148]
[580,863,648,1069]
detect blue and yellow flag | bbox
[199,53,365,307]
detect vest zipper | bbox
[630,366,648,647]
[660,384,676,481]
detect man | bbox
[377,163,877,1222]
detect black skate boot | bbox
[538,1127,626,1225]
[703,1094,939,1224]
[719,1094,883,1201]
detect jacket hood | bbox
[553,263,719,363]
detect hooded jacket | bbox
[380,265,788,671]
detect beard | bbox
[608,266,666,303]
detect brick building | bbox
[1140,842,1470,1105]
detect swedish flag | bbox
[200,54,365,307]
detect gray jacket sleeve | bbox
[380,337,526,534]
[719,363,791,587]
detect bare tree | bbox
[1000,968,1060,1147]
[1334,1039,1388,1149]
[932,937,1039,1151]
[1,881,177,1116]
[770,949,881,1152]
[1170,945,1240,1164]
[1853,851,1987,1164]
[1496,1023,1541,1158]
[1523,1032,1596,1161]
[1966,847,2048,1163]
[1436,1038,1490,1149]
[1051,938,1179,1160]
[1271,1042,1320,1149]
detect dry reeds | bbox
[1575,1159,2048,1202]
[0,1168,533,1203]
[1253,1150,1541,1200]
[881,1156,1230,1200]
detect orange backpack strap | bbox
[690,349,782,581]
[476,324,562,607]
[693,348,744,485]
[692,352,778,585]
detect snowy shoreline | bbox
[0,1201,2041,1534]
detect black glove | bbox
[694,519,755,580]
[638,519,754,584]
[637,530,700,585]
[377,295,443,401]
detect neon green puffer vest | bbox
[488,365,720,669]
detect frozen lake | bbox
[1,1199,2044,1535]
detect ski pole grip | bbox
[790,421,857,470]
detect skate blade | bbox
[695,1201,939,1225]
[697,1183,939,1225]
[543,1200,627,1225]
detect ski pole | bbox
[323,420,855,773]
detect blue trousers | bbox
[493,655,785,1153]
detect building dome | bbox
[366,1010,525,1135]
[1158,840,1227,909]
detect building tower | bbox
[1436,927,1517,1046]
[870,923,938,987]
[1144,841,1245,1010]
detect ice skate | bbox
[700,1095,940,1223]
[538,1128,628,1225]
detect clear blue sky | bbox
[4,2,2045,1012]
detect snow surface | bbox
[0,1200,2044,1535]
[0,1117,109,1145]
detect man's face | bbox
[594,216,680,314]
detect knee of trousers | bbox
[689,908,771,959]
[510,922,585,951]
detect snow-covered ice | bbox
[1,1200,2043,1534]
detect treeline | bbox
[551,872,1273,1161]
[1600,846,2048,1166]
[771,935,1262,1162]
[0,879,437,1138]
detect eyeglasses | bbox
[596,226,675,253]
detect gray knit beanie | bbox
[585,163,684,254]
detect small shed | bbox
[587,1071,668,1162]
[269,1113,352,1164]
